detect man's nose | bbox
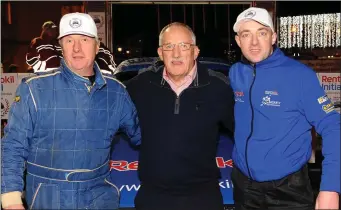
[251,35,259,46]
[172,45,181,58]
[73,40,80,52]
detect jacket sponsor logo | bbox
[1,98,10,117]
[110,157,233,171]
[234,91,244,102]
[234,91,244,97]
[317,95,329,104]
[261,96,281,107]
[322,103,334,113]
[1,76,15,84]
[14,96,21,103]
[265,90,278,95]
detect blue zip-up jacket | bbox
[1,59,141,195]
[229,47,340,193]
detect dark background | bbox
[1,1,340,71]
[111,1,341,64]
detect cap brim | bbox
[233,18,273,33]
[58,32,96,39]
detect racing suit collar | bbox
[60,59,106,88]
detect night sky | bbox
[277,1,341,17]
[112,3,250,58]
[111,2,340,60]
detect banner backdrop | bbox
[110,134,235,208]
[317,72,341,112]
[89,12,106,45]
[1,73,34,119]
[317,73,340,103]
[1,74,19,119]
[300,59,341,72]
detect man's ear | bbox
[235,35,241,48]
[271,32,277,45]
[193,46,200,60]
[157,47,163,61]
[96,42,100,54]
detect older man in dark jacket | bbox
[126,22,234,210]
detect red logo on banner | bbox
[110,160,138,171]
[216,157,233,168]
[110,158,233,171]
[1,76,15,84]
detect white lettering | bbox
[219,179,234,189]
[119,184,141,192]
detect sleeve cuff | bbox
[1,191,23,208]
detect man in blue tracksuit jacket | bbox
[229,7,340,210]
[1,13,140,209]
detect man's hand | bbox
[3,204,25,210]
[315,191,339,210]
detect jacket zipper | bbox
[245,65,256,180]
[155,81,207,115]
[174,96,180,114]
[85,82,96,95]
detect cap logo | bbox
[69,18,82,28]
[244,10,256,18]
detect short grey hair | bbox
[58,36,100,47]
[159,22,196,46]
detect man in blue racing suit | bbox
[229,7,340,210]
[1,12,140,210]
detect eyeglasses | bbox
[160,42,195,51]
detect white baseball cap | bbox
[58,12,98,39]
[233,7,274,33]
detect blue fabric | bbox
[229,47,340,193]
[1,59,141,208]
[25,174,119,209]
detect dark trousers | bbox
[134,181,224,210]
[231,165,314,210]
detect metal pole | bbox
[192,5,195,32]
[214,4,217,29]
[170,4,172,23]
[228,4,231,51]
[183,5,186,24]
[202,5,206,34]
[157,5,160,32]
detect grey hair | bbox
[58,36,100,47]
[158,22,196,46]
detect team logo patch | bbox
[317,95,329,104]
[244,10,256,18]
[14,96,20,102]
[69,18,82,28]
[322,103,334,113]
